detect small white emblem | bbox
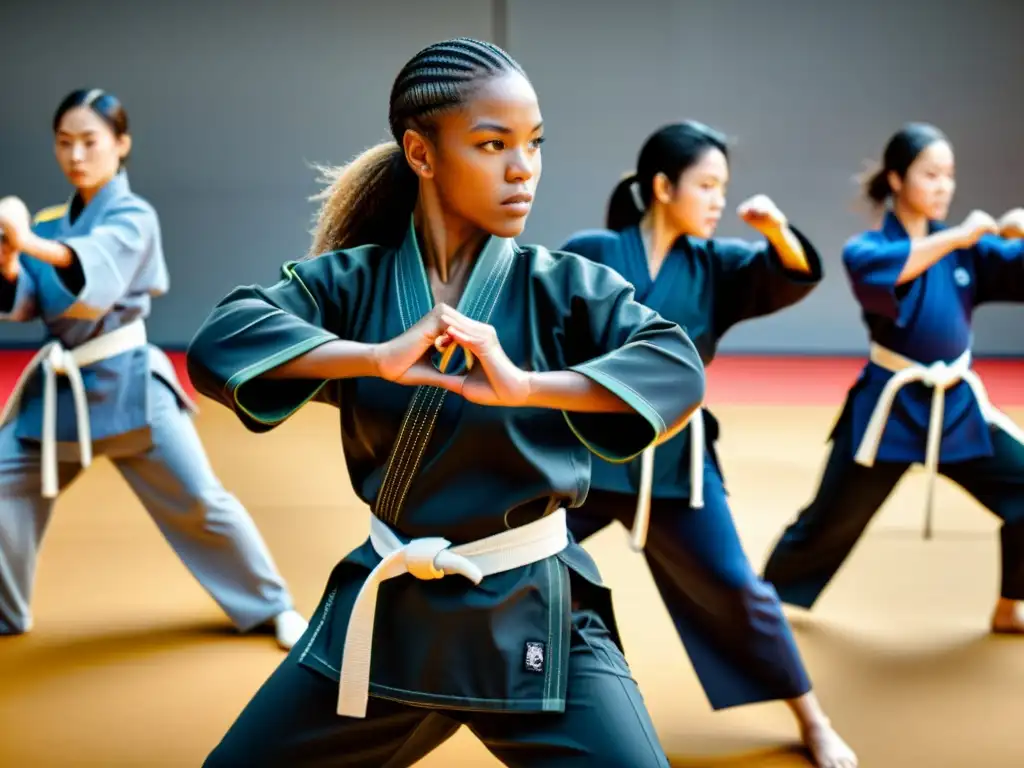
[954,266,971,287]
[524,641,545,673]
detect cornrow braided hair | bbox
[388,38,524,143]
[309,38,525,257]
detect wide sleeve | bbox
[538,251,706,463]
[0,261,39,322]
[971,234,1024,305]
[841,231,916,326]
[186,250,369,433]
[711,226,823,335]
[41,201,161,320]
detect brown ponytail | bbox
[856,161,892,209]
[606,173,644,231]
[606,121,729,232]
[308,142,417,256]
[856,123,948,209]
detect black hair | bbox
[859,122,948,206]
[52,88,131,166]
[309,37,526,255]
[53,89,129,136]
[606,120,728,231]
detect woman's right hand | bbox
[957,210,999,247]
[372,303,463,388]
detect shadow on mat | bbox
[668,743,811,767]
[0,620,278,684]
[663,618,1001,767]
[784,612,996,674]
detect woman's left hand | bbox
[437,307,532,406]
[0,196,30,253]
[737,194,788,235]
[998,208,1024,239]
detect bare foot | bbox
[787,694,857,767]
[802,722,858,768]
[991,598,1024,634]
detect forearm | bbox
[896,227,967,284]
[20,232,75,268]
[260,338,380,380]
[525,370,635,413]
[765,224,811,274]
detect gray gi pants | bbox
[0,378,293,634]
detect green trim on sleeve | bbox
[562,355,664,463]
[227,334,336,426]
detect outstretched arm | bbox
[972,211,1024,304]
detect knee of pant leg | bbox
[200,745,230,768]
[202,747,247,768]
[581,720,670,768]
[0,434,45,497]
[704,556,760,593]
[194,486,246,520]
[731,579,788,626]
[168,463,234,510]
[163,484,245,529]
[203,736,270,768]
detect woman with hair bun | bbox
[561,121,856,768]
[0,88,306,650]
[764,123,1024,636]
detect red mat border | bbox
[1,350,1021,407]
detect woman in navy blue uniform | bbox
[562,122,856,768]
[763,123,1024,634]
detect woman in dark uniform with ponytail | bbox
[562,121,857,768]
[189,38,707,767]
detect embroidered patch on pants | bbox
[524,641,545,673]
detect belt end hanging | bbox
[629,518,649,552]
[922,496,935,541]
[336,691,369,720]
[630,446,655,552]
[921,468,939,541]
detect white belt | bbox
[630,409,704,552]
[336,508,570,719]
[854,342,1024,538]
[0,319,147,498]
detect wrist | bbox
[951,225,975,249]
[359,341,394,380]
[313,339,384,380]
[368,341,386,379]
[761,220,789,240]
[19,232,41,259]
[21,233,73,267]
[521,370,543,407]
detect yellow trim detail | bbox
[33,204,69,224]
